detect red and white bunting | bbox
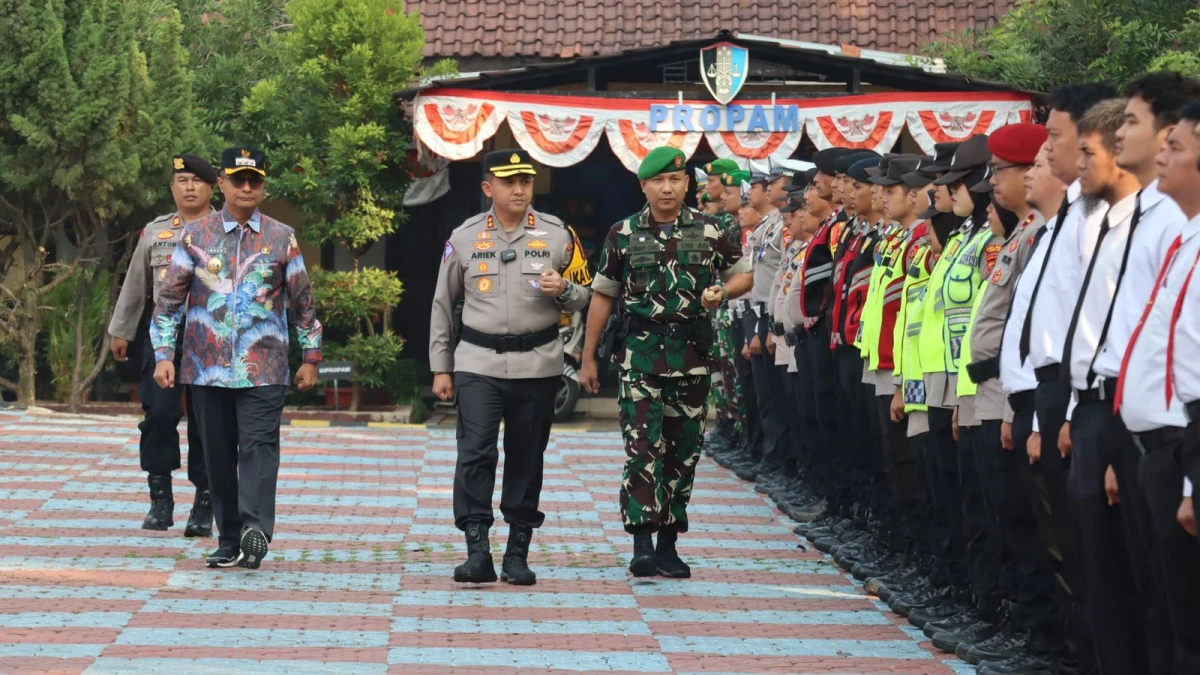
[905,98,1030,154]
[413,96,506,160]
[410,89,1035,172]
[605,119,702,173]
[506,109,606,167]
[705,129,804,163]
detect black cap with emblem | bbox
[925,142,961,173]
[483,149,537,178]
[173,154,218,184]
[933,135,991,186]
[221,146,267,176]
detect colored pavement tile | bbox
[0,407,968,673]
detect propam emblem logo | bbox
[477,277,492,293]
[699,42,749,105]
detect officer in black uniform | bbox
[108,154,216,536]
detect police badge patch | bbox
[442,241,454,263]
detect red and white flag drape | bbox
[413,89,1034,173]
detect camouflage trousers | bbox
[619,371,710,533]
[709,308,743,433]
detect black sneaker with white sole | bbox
[205,545,240,568]
[238,527,269,569]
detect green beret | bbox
[722,170,751,187]
[703,158,740,176]
[700,192,712,205]
[638,146,687,180]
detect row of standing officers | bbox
[700,73,1200,675]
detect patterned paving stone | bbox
[0,408,969,673]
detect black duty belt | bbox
[627,316,705,339]
[966,356,999,384]
[1075,378,1118,405]
[1187,400,1200,424]
[460,325,558,354]
[1130,426,1189,456]
[1034,363,1060,384]
[1007,390,1037,413]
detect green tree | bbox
[239,0,445,410]
[175,0,289,144]
[0,1,202,407]
[928,0,1200,90]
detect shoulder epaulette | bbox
[451,212,489,234]
[534,210,565,228]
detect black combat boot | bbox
[629,533,658,577]
[453,523,498,583]
[500,525,537,586]
[142,474,174,531]
[183,488,213,538]
[655,530,691,578]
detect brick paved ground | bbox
[0,407,972,674]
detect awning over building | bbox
[413,88,1033,173]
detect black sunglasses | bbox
[228,173,264,188]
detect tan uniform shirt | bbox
[108,210,210,341]
[969,216,1041,422]
[429,208,592,379]
[751,210,786,308]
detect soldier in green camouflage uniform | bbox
[700,159,745,452]
[580,147,753,578]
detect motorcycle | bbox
[555,310,584,423]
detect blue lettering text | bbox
[649,105,669,133]
[700,105,720,132]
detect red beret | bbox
[987,123,1048,165]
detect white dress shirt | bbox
[1166,216,1200,406]
[1093,180,1189,379]
[1029,180,1095,369]
[1067,192,1139,392]
[1001,211,1050,396]
[1118,216,1200,432]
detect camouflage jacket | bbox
[591,205,749,377]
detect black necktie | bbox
[1084,196,1142,387]
[1060,212,1114,381]
[1018,196,1071,362]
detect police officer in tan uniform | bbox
[430,149,592,586]
[108,154,216,537]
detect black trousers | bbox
[877,395,923,548]
[1106,414,1176,675]
[1069,401,1147,674]
[778,366,804,477]
[743,310,784,469]
[836,348,875,514]
[1140,426,1200,672]
[1008,405,1061,637]
[958,424,1003,613]
[791,340,819,483]
[138,335,206,488]
[190,385,286,548]
[453,372,557,532]
[927,407,967,589]
[804,323,841,504]
[731,317,762,458]
[1036,376,1096,672]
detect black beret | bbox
[173,154,217,184]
